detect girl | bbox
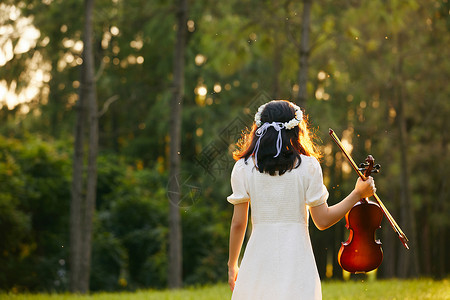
[227,100,376,299]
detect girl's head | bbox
[233,100,321,175]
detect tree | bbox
[393,32,419,278]
[297,0,312,106]
[69,0,98,293]
[167,0,188,289]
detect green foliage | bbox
[0,136,233,292]
[102,168,169,290]
[90,231,126,292]
[0,136,71,291]
[182,203,230,285]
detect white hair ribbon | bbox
[252,122,285,168]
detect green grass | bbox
[2,279,448,300]
[322,279,449,300]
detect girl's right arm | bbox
[227,202,249,291]
[309,177,376,230]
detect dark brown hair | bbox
[233,100,322,175]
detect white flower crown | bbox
[254,102,303,129]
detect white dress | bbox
[227,155,329,300]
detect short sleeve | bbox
[227,159,250,205]
[305,157,329,207]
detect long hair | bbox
[233,100,322,175]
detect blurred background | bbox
[0,0,448,293]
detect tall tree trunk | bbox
[379,85,398,278]
[395,34,419,278]
[168,0,187,289]
[296,0,312,107]
[69,47,86,295]
[436,137,448,277]
[80,0,98,293]
[272,35,281,99]
[70,0,97,293]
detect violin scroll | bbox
[358,162,381,174]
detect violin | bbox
[329,129,409,273]
[338,155,383,273]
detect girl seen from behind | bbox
[227,100,376,300]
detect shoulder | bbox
[230,158,250,177]
[232,158,246,170]
[233,157,254,171]
[300,154,321,167]
[299,155,322,175]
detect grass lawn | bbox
[322,278,449,300]
[2,279,448,300]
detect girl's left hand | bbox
[228,264,239,291]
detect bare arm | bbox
[227,202,249,290]
[310,177,376,230]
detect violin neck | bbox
[359,198,369,204]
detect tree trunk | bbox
[272,35,281,99]
[395,34,419,278]
[69,50,86,294]
[296,0,312,107]
[436,137,448,278]
[80,0,98,293]
[70,0,97,293]
[167,0,187,289]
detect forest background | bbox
[0,0,449,293]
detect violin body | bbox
[338,198,383,273]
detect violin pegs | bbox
[358,163,381,173]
